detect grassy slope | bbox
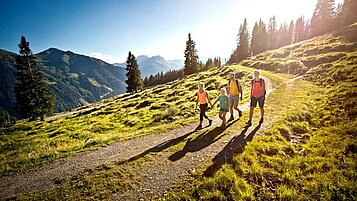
[163,24,357,200]
[12,68,290,200]
[0,65,259,176]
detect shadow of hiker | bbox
[203,123,262,177]
[116,129,197,165]
[169,119,239,162]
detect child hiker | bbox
[212,87,229,128]
[196,82,213,129]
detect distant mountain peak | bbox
[113,55,183,77]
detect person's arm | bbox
[206,92,213,108]
[195,93,199,109]
[239,82,243,100]
[227,81,230,96]
[212,97,219,106]
[250,80,253,98]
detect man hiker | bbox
[246,70,266,126]
[227,72,243,121]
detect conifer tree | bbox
[258,19,269,53]
[268,16,278,49]
[295,16,306,42]
[184,33,199,76]
[288,20,295,44]
[251,22,260,56]
[337,0,357,27]
[311,0,335,37]
[125,51,143,93]
[235,18,250,62]
[14,36,55,121]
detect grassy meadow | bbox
[1,22,356,201]
[163,24,357,200]
[0,64,262,176]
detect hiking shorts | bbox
[229,95,239,108]
[250,96,265,108]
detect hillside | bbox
[0,24,356,200]
[114,55,183,77]
[165,23,357,200]
[0,48,127,117]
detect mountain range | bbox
[114,55,183,77]
[0,48,127,117]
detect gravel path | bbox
[0,76,282,200]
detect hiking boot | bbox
[238,110,243,117]
[228,116,234,121]
[245,120,252,127]
[259,118,264,124]
[208,119,213,126]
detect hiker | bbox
[227,72,243,121]
[246,70,266,126]
[196,82,213,129]
[212,87,229,128]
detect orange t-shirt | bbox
[252,79,264,97]
[198,90,208,104]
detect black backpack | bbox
[251,78,266,96]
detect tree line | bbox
[228,0,357,64]
[6,0,356,122]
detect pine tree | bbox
[268,16,278,49]
[14,36,55,121]
[236,18,250,62]
[276,23,289,48]
[184,33,199,76]
[258,19,269,53]
[125,51,143,93]
[295,16,306,42]
[311,0,336,37]
[251,22,260,56]
[288,20,295,44]
[337,0,357,27]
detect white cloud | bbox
[90,52,118,64]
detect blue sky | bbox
[0,0,343,63]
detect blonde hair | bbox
[220,87,227,95]
[198,82,205,89]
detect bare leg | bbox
[222,112,227,126]
[249,107,254,121]
[260,108,264,119]
[229,106,233,117]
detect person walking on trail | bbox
[196,82,213,129]
[212,87,229,128]
[246,70,266,127]
[227,72,243,121]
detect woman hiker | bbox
[196,82,213,129]
[246,70,266,126]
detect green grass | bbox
[165,78,357,200]
[0,65,263,176]
[163,23,357,201]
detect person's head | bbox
[229,72,235,79]
[253,70,260,79]
[220,87,227,95]
[198,82,205,90]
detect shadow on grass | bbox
[169,119,239,162]
[203,123,261,177]
[116,129,197,165]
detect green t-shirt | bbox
[217,95,229,110]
